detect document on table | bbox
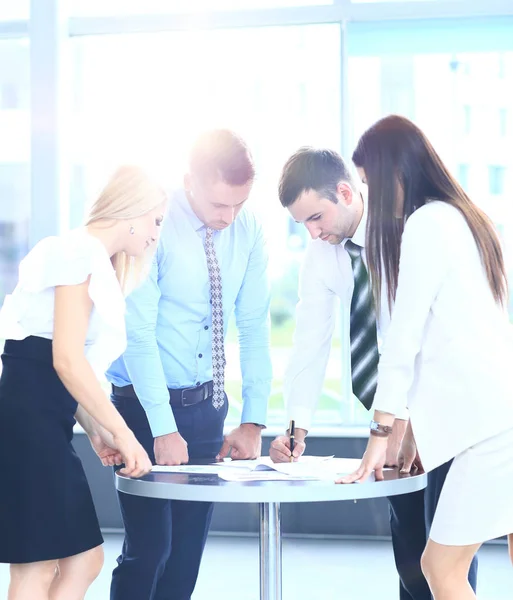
[216,456,363,482]
[151,465,230,474]
[151,457,364,481]
[150,460,331,476]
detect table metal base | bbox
[259,502,282,600]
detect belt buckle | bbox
[180,386,198,407]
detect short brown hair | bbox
[279,147,356,207]
[189,129,255,186]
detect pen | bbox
[289,419,295,463]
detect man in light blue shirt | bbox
[107,130,272,600]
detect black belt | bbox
[112,381,213,408]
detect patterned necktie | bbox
[204,227,225,410]
[345,240,379,410]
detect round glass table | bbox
[116,464,427,600]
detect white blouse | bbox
[0,228,127,378]
[373,201,513,472]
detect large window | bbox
[0,39,30,303]
[71,24,342,426]
[348,45,513,321]
[0,1,29,21]
[2,1,512,430]
[349,51,513,215]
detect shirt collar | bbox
[175,188,206,233]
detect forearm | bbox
[283,349,331,432]
[372,213,448,418]
[75,405,116,445]
[235,223,273,426]
[57,357,128,437]
[74,404,97,436]
[404,418,414,442]
[240,386,271,427]
[121,254,175,436]
[282,327,333,431]
[283,291,336,432]
[373,409,396,428]
[240,367,271,426]
[123,340,177,436]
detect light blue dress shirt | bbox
[106,189,272,437]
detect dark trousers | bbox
[110,392,228,600]
[388,459,478,599]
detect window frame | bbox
[1,0,512,432]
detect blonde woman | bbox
[0,166,166,600]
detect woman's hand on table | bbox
[335,435,388,484]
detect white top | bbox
[0,228,127,378]
[373,201,513,472]
[284,201,409,432]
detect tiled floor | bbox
[1,534,511,599]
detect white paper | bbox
[213,455,334,469]
[151,465,226,474]
[151,457,366,481]
[218,470,320,482]
[216,456,363,482]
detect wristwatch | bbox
[369,420,393,437]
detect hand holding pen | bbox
[268,423,307,464]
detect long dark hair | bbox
[352,115,507,311]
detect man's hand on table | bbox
[217,423,263,460]
[154,432,189,466]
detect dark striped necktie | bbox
[345,240,379,410]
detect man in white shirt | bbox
[269,147,477,599]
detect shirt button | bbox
[204,325,209,330]
[198,354,203,358]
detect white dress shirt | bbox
[284,201,408,431]
[0,228,126,378]
[373,201,513,472]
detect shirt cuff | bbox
[241,402,268,429]
[373,398,409,422]
[395,405,410,421]
[285,405,314,433]
[145,402,178,437]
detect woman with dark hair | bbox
[339,115,513,598]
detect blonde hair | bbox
[85,165,166,294]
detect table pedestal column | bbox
[259,502,282,600]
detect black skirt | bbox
[0,336,103,564]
